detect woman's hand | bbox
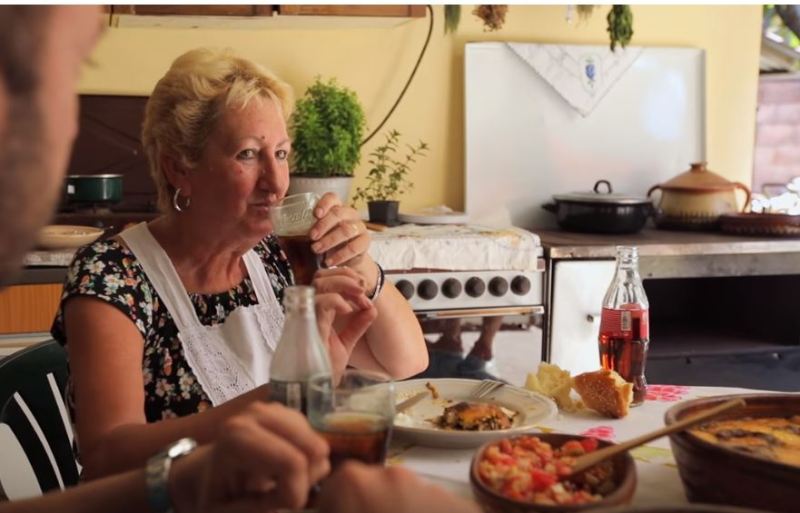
[309,193,377,290]
[311,267,377,380]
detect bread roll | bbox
[572,369,633,419]
[525,362,581,412]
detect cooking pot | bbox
[542,180,653,234]
[66,174,123,206]
[648,162,750,231]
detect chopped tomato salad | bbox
[477,435,614,505]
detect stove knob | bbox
[395,279,415,300]
[489,277,509,297]
[417,279,439,300]
[465,277,485,298]
[511,275,531,295]
[442,278,462,298]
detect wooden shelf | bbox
[109,4,425,29]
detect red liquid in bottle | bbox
[598,306,649,405]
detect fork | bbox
[470,379,504,400]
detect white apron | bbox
[120,222,284,406]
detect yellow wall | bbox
[79,5,762,212]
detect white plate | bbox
[37,225,104,250]
[398,209,469,225]
[392,378,557,448]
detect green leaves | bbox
[289,77,366,177]
[444,5,461,35]
[607,5,634,52]
[352,129,429,204]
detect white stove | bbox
[369,224,544,319]
[387,269,543,316]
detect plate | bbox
[37,225,104,250]
[393,378,557,448]
[398,208,469,225]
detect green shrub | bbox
[352,129,429,204]
[289,77,366,177]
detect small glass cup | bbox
[269,192,321,285]
[307,369,395,469]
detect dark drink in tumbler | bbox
[278,234,319,286]
[269,192,321,286]
[319,411,391,469]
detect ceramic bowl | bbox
[37,225,104,250]
[470,433,636,513]
[665,393,800,513]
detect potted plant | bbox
[288,77,366,203]
[352,129,429,226]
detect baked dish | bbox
[436,401,514,431]
[690,415,800,467]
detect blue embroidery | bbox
[585,61,596,82]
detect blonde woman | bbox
[52,48,426,479]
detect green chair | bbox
[0,340,79,499]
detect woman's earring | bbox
[172,188,191,212]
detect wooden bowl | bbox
[470,433,637,513]
[665,394,800,513]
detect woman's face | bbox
[188,96,291,241]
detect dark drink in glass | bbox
[318,411,391,468]
[277,234,320,286]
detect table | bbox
[391,384,765,506]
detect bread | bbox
[572,369,633,419]
[525,362,581,412]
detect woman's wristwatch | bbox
[145,437,198,513]
[367,262,385,302]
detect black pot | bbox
[543,180,653,234]
[66,174,123,206]
[367,200,400,226]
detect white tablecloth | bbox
[390,384,766,506]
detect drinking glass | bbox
[269,192,321,285]
[307,369,395,469]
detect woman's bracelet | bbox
[367,262,385,302]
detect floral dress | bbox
[51,235,293,423]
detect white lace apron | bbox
[119,223,284,406]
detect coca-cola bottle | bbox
[269,285,333,414]
[598,246,649,406]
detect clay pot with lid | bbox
[648,162,750,230]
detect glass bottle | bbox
[598,246,650,406]
[269,285,333,414]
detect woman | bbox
[51,48,427,479]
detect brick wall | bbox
[754,74,800,194]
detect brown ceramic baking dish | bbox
[664,394,800,513]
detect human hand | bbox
[312,267,377,379]
[309,193,378,290]
[316,463,482,513]
[170,403,330,513]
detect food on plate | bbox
[476,435,613,505]
[425,381,439,399]
[436,401,514,431]
[525,362,581,412]
[572,369,633,419]
[690,415,800,467]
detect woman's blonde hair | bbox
[142,48,294,212]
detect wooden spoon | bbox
[569,397,746,476]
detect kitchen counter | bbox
[535,227,800,279]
